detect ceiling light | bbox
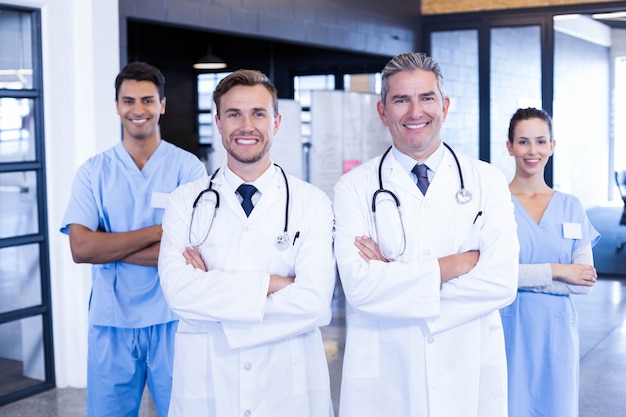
[592,11,626,21]
[193,47,227,70]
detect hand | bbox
[552,263,597,286]
[438,250,479,284]
[268,274,294,295]
[354,235,389,263]
[183,247,207,272]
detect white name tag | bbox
[151,191,170,209]
[563,222,582,239]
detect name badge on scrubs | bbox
[151,191,170,209]
[562,222,582,239]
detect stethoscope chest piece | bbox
[456,188,472,204]
[275,231,290,250]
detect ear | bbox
[214,113,222,135]
[441,96,450,122]
[160,97,167,115]
[377,100,388,127]
[506,140,514,156]
[549,139,556,156]
[273,112,282,135]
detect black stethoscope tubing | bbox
[372,142,469,213]
[192,163,290,235]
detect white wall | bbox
[9,0,121,388]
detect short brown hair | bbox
[213,69,279,117]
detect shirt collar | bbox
[223,162,275,195]
[391,141,445,175]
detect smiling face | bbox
[115,79,165,141]
[507,117,556,178]
[377,69,450,161]
[215,84,281,173]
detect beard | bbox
[223,133,271,164]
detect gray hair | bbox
[380,52,445,104]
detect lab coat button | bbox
[244,362,252,371]
[243,410,251,417]
[427,336,435,344]
[423,249,431,256]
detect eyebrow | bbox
[224,107,268,113]
[121,95,155,101]
[390,91,437,100]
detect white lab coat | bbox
[159,165,336,417]
[334,147,519,417]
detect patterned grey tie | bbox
[412,164,429,195]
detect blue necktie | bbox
[237,184,257,217]
[412,164,429,195]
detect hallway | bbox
[1,275,626,416]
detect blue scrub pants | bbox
[86,321,177,417]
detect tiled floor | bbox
[1,277,625,417]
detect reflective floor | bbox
[1,277,626,417]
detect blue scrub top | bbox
[502,191,600,417]
[513,191,600,265]
[61,140,207,328]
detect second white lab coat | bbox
[159,165,336,417]
[334,146,519,417]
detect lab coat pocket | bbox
[343,318,380,378]
[271,236,301,277]
[454,209,483,253]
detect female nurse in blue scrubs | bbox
[500,107,600,417]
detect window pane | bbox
[294,75,335,107]
[0,170,39,238]
[197,72,230,110]
[0,8,33,90]
[0,243,42,314]
[490,26,542,178]
[553,16,610,207]
[197,73,230,145]
[344,73,381,94]
[294,75,335,143]
[0,316,45,397]
[616,57,626,172]
[431,30,479,158]
[0,98,36,162]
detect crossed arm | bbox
[182,247,294,295]
[68,223,162,266]
[354,235,479,285]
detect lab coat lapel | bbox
[384,155,423,198]
[210,165,283,219]
[247,170,283,219]
[210,169,250,218]
[429,152,456,195]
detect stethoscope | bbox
[371,142,471,259]
[188,163,291,250]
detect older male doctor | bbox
[334,52,519,417]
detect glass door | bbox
[0,5,54,405]
[425,6,621,209]
[489,25,542,181]
[431,29,480,159]
[426,14,549,183]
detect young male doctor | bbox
[333,52,519,417]
[158,69,336,417]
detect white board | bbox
[310,90,392,199]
